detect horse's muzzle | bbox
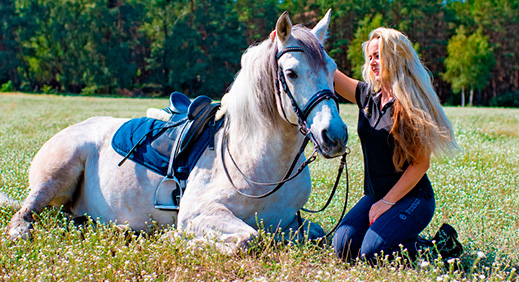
[315,126,348,159]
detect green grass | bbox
[1,93,518,281]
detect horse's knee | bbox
[178,205,258,251]
[292,217,325,242]
[303,220,325,240]
[221,231,256,251]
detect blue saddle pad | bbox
[111,117,222,178]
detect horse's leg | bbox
[179,204,259,252]
[7,127,89,240]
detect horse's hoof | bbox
[6,220,33,241]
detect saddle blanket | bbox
[111,117,223,179]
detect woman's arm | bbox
[368,154,431,224]
[334,69,359,104]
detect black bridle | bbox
[221,46,350,238]
[275,47,339,136]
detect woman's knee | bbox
[332,225,361,260]
[359,229,387,260]
[332,196,372,259]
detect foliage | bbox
[0,80,13,92]
[347,13,383,80]
[442,26,495,106]
[490,91,519,108]
[1,93,519,280]
[0,0,518,105]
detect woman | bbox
[332,27,462,261]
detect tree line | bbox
[1,0,518,107]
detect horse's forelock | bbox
[291,25,327,69]
[251,27,326,123]
[226,26,327,132]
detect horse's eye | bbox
[286,70,298,79]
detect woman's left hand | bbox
[369,200,393,225]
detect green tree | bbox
[15,0,93,93]
[388,0,456,102]
[442,26,495,106]
[194,0,246,97]
[317,0,385,78]
[447,0,519,103]
[143,0,246,98]
[85,0,148,95]
[0,0,22,90]
[141,0,197,96]
[234,0,279,43]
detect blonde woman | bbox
[333,27,462,261]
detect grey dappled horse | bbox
[3,11,347,251]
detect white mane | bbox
[218,25,328,141]
[219,39,279,139]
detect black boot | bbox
[432,223,463,259]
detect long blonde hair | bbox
[361,27,459,171]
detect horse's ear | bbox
[311,9,331,45]
[276,11,293,43]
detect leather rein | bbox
[220,46,351,235]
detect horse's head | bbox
[273,10,348,158]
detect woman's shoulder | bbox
[355,81,371,108]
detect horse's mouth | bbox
[312,130,348,159]
[319,142,348,159]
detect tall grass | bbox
[1,93,518,281]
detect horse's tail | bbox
[0,191,20,210]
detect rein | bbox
[220,121,317,199]
[220,45,350,227]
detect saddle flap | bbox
[169,92,191,114]
[188,95,212,120]
[180,103,221,153]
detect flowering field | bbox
[1,93,518,281]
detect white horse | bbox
[3,11,347,250]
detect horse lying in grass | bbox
[2,10,348,251]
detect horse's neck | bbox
[224,104,305,182]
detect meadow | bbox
[0,93,518,281]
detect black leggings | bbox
[332,193,435,261]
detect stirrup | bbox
[154,175,183,211]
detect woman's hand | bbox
[369,200,393,225]
[369,154,431,225]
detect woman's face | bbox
[367,38,381,83]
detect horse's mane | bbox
[221,25,326,137]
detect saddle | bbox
[111,92,224,211]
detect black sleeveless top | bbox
[355,81,434,201]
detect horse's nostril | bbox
[321,129,335,147]
[321,128,348,148]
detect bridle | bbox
[221,46,350,237]
[275,47,339,145]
